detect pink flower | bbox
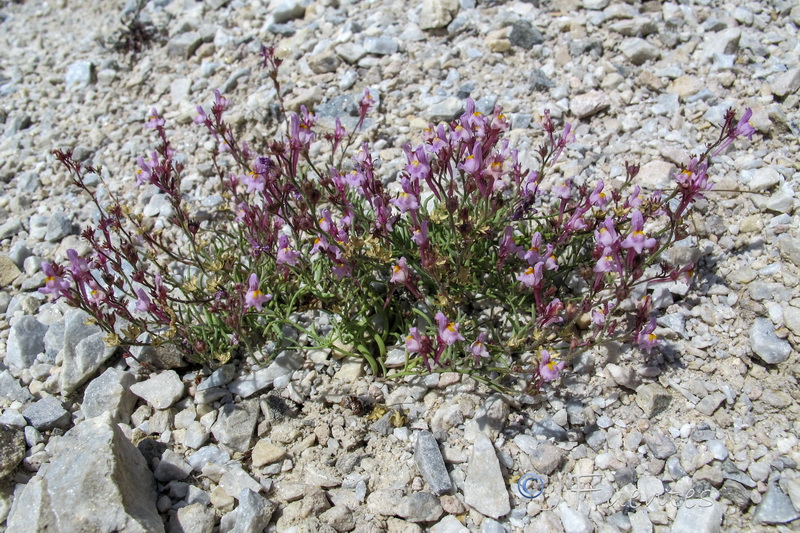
[404,145,431,182]
[470,332,490,361]
[595,218,618,249]
[390,257,409,284]
[39,262,71,299]
[458,144,482,176]
[435,311,464,346]
[517,263,543,288]
[244,273,272,311]
[552,178,571,200]
[405,327,425,353]
[276,235,300,267]
[538,350,566,382]
[66,249,90,281]
[635,317,659,353]
[593,248,618,273]
[145,108,164,129]
[412,220,429,248]
[589,181,610,209]
[134,288,154,313]
[620,211,658,254]
[243,172,266,193]
[712,108,755,156]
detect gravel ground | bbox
[1,0,799,531]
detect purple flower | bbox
[412,221,429,248]
[593,248,617,273]
[66,249,90,281]
[552,178,571,200]
[620,211,658,254]
[242,172,266,193]
[595,218,618,249]
[635,317,659,353]
[145,108,164,129]
[538,350,566,382]
[390,178,420,214]
[589,181,610,209]
[134,288,154,313]
[405,327,425,353]
[712,108,755,156]
[244,273,272,311]
[435,311,465,346]
[517,263,543,289]
[276,235,300,267]
[390,257,410,284]
[135,155,153,185]
[470,332,490,361]
[458,144,482,176]
[404,145,431,182]
[39,262,71,299]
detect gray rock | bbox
[695,393,725,416]
[197,365,236,391]
[423,97,464,123]
[509,21,544,50]
[643,429,676,459]
[671,500,723,533]
[45,212,73,242]
[211,400,258,452]
[570,91,610,119]
[666,456,687,479]
[658,313,688,339]
[5,414,163,533]
[320,505,355,532]
[609,18,658,37]
[414,431,453,495]
[227,351,303,398]
[0,425,25,480]
[184,421,210,449]
[772,68,800,98]
[167,32,204,59]
[60,308,117,394]
[129,340,187,370]
[606,363,641,390]
[754,482,800,524]
[619,38,661,65]
[154,449,192,483]
[529,443,563,475]
[308,51,340,74]
[719,480,750,510]
[82,367,137,423]
[635,383,672,417]
[750,318,791,364]
[529,69,555,92]
[0,219,22,240]
[464,433,510,519]
[22,395,70,431]
[231,488,275,533]
[272,0,305,23]
[397,492,444,522]
[219,67,251,94]
[335,43,366,65]
[583,0,608,9]
[701,28,741,60]
[187,445,230,471]
[6,315,49,369]
[364,37,398,56]
[65,61,96,89]
[130,370,185,409]
[169,503,215,533]
[777,237,800,267]
[557,502,594,533]
[748,167,781,191]
[531,418,568,441]
[419,0,459,30]
[0,370,32,403]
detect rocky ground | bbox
[1,0,800,531]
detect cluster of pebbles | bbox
[1,0,799,531]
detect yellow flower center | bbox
[252,290,263,298]
[647,333,657,342]
[447,323,457,332]
[393,265,402,274]
[45,276,55,284]
[525,267,535,275]
[634,231,644,237]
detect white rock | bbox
[129,370,185,409]
[464,433,510,519]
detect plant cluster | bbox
[44,47,756,392]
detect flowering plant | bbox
[44,47,756,392]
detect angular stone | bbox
[22,395,70,431]
[320,505,355,532]
[529,443,563,475]
[6,315,48,370]
[777,237,800,267]
[231,488,275,532]
[187,446,230,471]
[0,425,25,480]
[750,318,791,364]
[0,254,21,288]
[635,383,672,417]
[671,499,723,533]
[772,68,800,98]
[570,90,610,119]
[65,61,96,89]
[169,503,215,533]
[396,491,443,523]
[557,502,594,533]
[211,400,258,452]
[620,38,661,65]
[219,467,262,500]
[6,414,163,533]
[419,0,459,30]
[130,370,185,409]
[154,449,192,483]
[308,51,340,74]
[644,429,676,459]
[719,480,750,510]
[464,433,510,519]
[423,97,464,123]
[696,393,726,416]
[509,20,544,50]
[414,431,453,495]
[60,309,117,394]
[0,370,32,403]
[609,18,658,37]
[754,482,800,524]
[364,37,398,56]
[227,351,303,398]
[252,440,286,467]
[272,0,305,23]
[334,43,366,65]
[636,160,675,189]
[82,367,137,423]
[167,32,204,59]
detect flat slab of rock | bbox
[463,433,510,519]
[414,431,453,495]
[5,413,163,533]
[130,370,185,409]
